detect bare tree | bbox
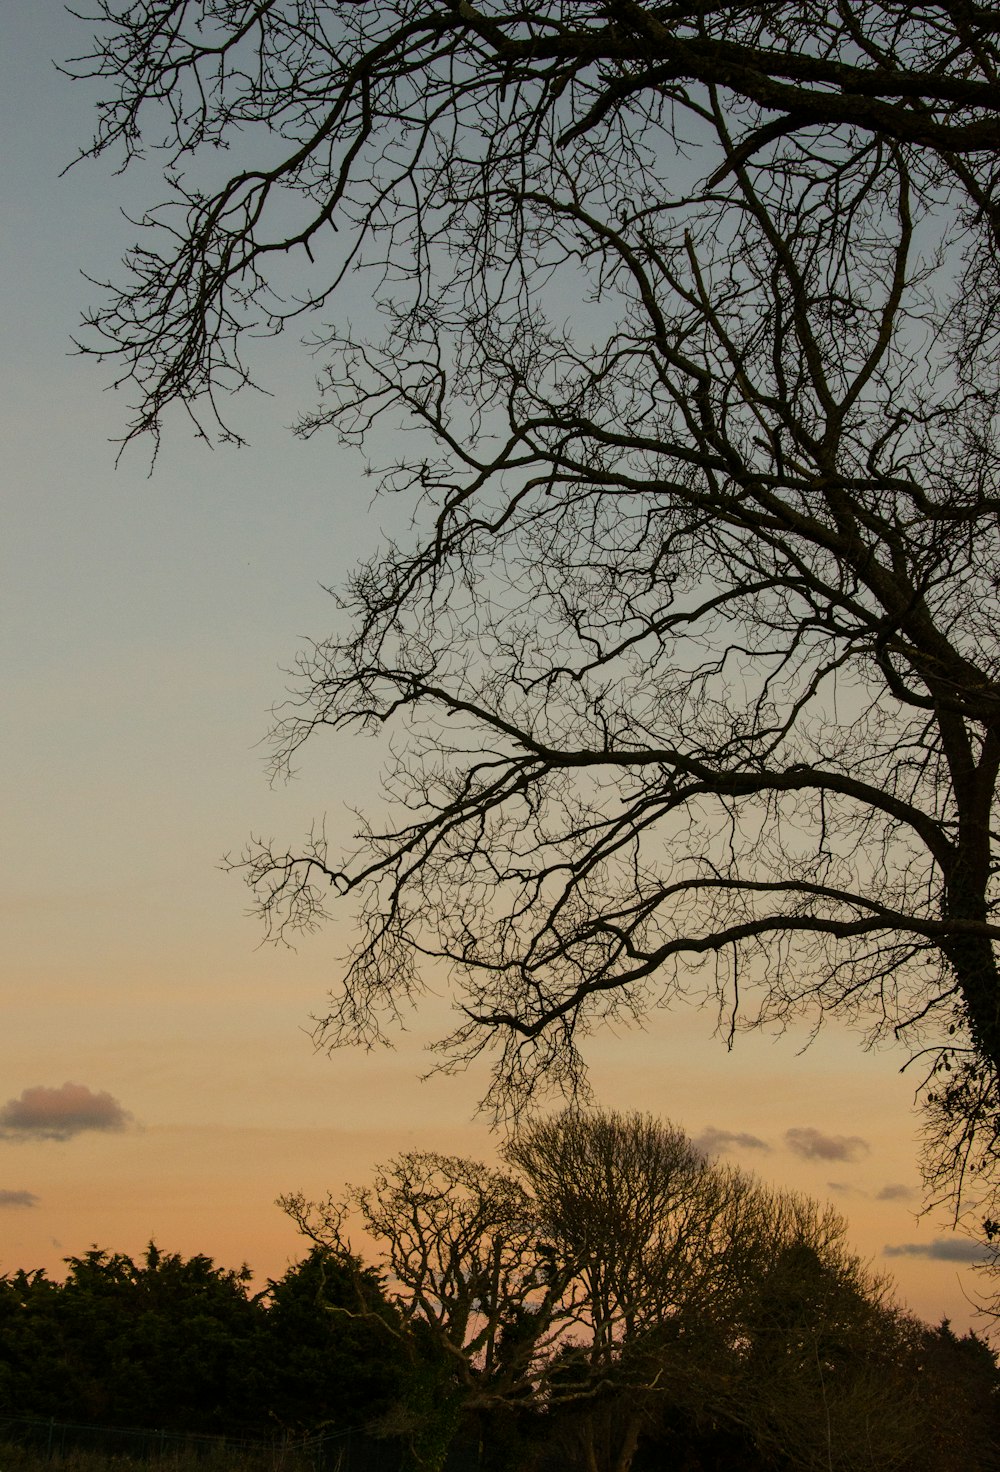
[72,3,1000,1202]
[506,1110,763,1353]
[506,1110,773,1472]
[281,1154,561,1403]
[731,1199,927,1472]
[283,1115,938,1472]
[508,1112,930,1472]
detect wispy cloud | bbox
[785,1126,870,1163]
[883,1239,989,1263]
[0,1083,132,1142]
[876,1183,915,1202]
[693,1126,770,1156]
[0,1189,39,1208]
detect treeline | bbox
[2,1112,998,1472]
[0,1243,404,1438]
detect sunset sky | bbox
[2,2,992,1331]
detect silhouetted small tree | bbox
[732,1234,924,1471]
[907,1319,1000,1472]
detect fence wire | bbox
[0,1415,402,1472]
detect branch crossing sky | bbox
[0,2,988,1328]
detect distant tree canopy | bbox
[0,1242,406,1435]
[71,4,1000,1208]
[0,1246,260,1432]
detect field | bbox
[0,1430,378,1472]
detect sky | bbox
[1,2,993,1332]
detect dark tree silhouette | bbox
[733,1238,924,1472]
[71,4,1000,1202]
[260,1245,408,1431]
[0,1242,410,1438]
[282,1113,959,1472]
[0,1244,262,1432]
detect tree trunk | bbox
[612,1412,643,1472]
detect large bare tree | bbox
[72,3,1000,1202]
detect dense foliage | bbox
[0,1243,407,1436]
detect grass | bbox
[0,1439,348,1472]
